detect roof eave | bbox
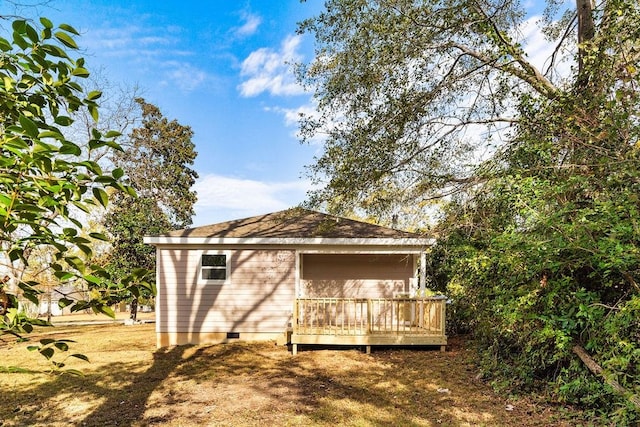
[143,236,435,247]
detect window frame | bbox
[198,251,231,285]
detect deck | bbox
[291,297,447,354]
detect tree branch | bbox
[572,344,640,410]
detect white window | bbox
[199,252,230,284]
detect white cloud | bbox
[81,22,212,93]
[238,34,307,97]
[518,16,575,85]
[265,103,325,146]
[85,25,176,55]
[234,12,262,37]
[192,174,314,226]
[160,62,210,92]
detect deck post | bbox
[365,345,371,354]
[293,299,299,334]
[292,343,298,355]
[441,297,446,335]
[367,299,373,334]
[420,252,427,296]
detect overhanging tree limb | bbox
[572,344,640,410]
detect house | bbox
[38,285,88,317]
[144,208,447,352]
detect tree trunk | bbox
[575,0,596,89]
[576,0,595,65]
[130,297,138,321]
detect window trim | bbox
[198,251,231,285]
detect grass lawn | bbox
[0,323,587,426]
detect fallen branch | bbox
[572,344,640,409]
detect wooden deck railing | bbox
[293,297,447,337]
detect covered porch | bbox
[291,296,447,354]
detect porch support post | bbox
[295,250,301,297]
[419,251,427,296]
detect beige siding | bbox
[300,254,415,298]
[156,248,296,338]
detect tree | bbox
[102,98,198,320]
[0,17,139,366]
[297,0,634,220]
[299,0,640,420]
[114,98,198,229]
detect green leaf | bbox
[79,160,102,174]
[64,256,85,273]
[58,298,73,308]
[12,33,29,50]
[86,90,102,100]
[25,23,39,43]
[89,232,109,241]
[112,168,125,180]
[71,353,90,362]
[54,31,78,49]
[19,115,39,138]
[76,243,92,257]
[72,67,90,77]
[54,116,74,126]
[0,37,12,51]
[12,20,26,33]
[104,130,122,138]
[88,104,99,122]
[96,305,115,318]
[94,175,116,184]
[83,275,102,285]
[92,187,109,207]
[54,271,75,281]
[40,43,70,59]
[60,142,82,156]
[40,17,54,29]
[62,227,78,236]
[54,342,69,352]
[58,23,80,36]
[38,130,64,140]
[20,288,40,305]
[39,347,54,360]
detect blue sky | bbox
[10,1,558,228]
[29,0,324,226]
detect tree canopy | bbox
[112,98,198,229]
[298,0,638,221]
[101,98,198,319]
[0,17,143,367]
[299,0,640,420]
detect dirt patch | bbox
[0,325,586,426]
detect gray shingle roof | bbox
[159,208,423,239]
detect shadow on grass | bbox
[5,338,576,426]
[78,345,188,426]
[4,344,189,427]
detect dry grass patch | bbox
[0,324,587,426]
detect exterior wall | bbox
[156,247,296,346]
[300,253,415,298]
[157,332,284,347]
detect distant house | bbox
[38,285,88,317]
[144,208,447,352]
